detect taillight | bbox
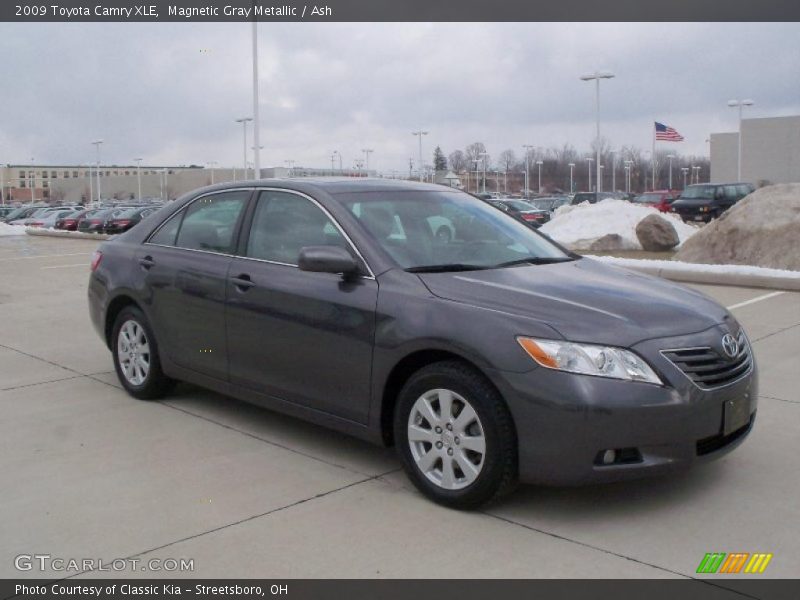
[117,220,131,226]
[91,251,103,272]
[522,214,537,221]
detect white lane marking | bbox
[0,252,91,262]
[40,263,88,269]
[726,291,785,310]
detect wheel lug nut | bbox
[454,437,460,444]
[435,426,442,434]
[446,423,452,431]
[447,448,453,456]
[436,441,443,449]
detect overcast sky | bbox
[1,22,798,172]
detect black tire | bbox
[111,305,174,400]
[393,360,518,509]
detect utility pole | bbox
[134,158,143,200]
[522,144,533,198]
[362,148,373,174]
[91,140,103,201]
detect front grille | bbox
[696,414,755,456]
[661,330,751,390]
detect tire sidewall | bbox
[111,306,167,399]
[394,364,514,508]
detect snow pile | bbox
[0,223,26,237]
[675,184,800,271]
[588,255,800,280]
[541,199,698,251]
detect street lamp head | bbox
[742,99,754,106]
[235,117,253,123]
[580,71,614,81]
[568,162,575,167]
[536,160,543,165]
[586,157,594,162]
[667,154,675,159]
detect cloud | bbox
[0,22,797,171]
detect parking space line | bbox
[40,263,89,269]
[726,291,785,310]
[0,252,91,262]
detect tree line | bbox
[430,140,711,194]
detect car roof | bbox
[192,177,451,197]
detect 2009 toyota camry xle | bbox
[88,179,757,508]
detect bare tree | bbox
[448,150,467,173]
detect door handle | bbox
[231,274,255,291]
[139,256,155,269]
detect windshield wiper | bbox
[495,257,577,268]
[405,263,490,273]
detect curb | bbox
[616,263,800,292]
[25,228,113,241]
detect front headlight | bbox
[517,337,663,385]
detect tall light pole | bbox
[472,159,481,193]
[284,159,295,177]
[580,71,614,197]
[411,130,428,182]
[727,99,753,181]
[611,151,617,191]
[91,140,103,201]
[692,165,701,185]
[251,21,261,177]
[624,160,632,193]
[681,167,689,189]
[599,164,605,192]
[666,154,675,189]
[362,148,373,174]
[586,156,594,192]
[206,160,218,184]
[235,117,253,178]
[522,144,534,198]
[133,158,143,200]
[536,160,543,194]
[568,162,575,193]
[479,152,488,193]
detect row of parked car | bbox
[476,181,756,227]
[1,203,161,234]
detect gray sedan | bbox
[88,179,756,508]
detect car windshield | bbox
[339,190,572,271]
[117,208,144,218]
[680,186,715,200]
[634,193,661,203]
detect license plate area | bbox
[693,215,704,221]
[723,396,750,436]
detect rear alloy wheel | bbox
[112,306,173,400]
[394,361,517,509]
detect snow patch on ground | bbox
[0,223,26,236]
[588,255,800,278]
[541,199,699,250]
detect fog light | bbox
[601,449,616,465]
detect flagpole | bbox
[652,121,656,191]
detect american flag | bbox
[655,122,684,142]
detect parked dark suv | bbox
[88,179,757,508]
[670,183,755,222]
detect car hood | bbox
[416,258,729,347]
[672,198,711,206]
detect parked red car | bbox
[55,209,88,231]
[632,190,679,213]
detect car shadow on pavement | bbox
[161,382,398,478]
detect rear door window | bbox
[175,192,249,253]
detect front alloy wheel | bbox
[394,361,518,509]
[407,389,486,490]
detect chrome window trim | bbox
[144,186,376,280]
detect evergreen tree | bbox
[433,146,447,171]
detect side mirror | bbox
[298,245,359,276]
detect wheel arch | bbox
[104,294,143,349]
[378,348,508,447]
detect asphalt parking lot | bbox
[1,234,798,582]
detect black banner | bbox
[3,580,800,600]
[2,0,800,22]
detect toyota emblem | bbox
[721,333,739,359]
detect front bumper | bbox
[490,327,758,485]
